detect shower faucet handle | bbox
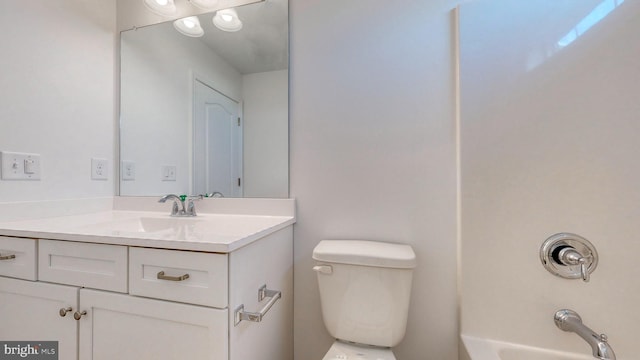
[557,247,591,282]
[581,261,589,282]
[540,233,599,282]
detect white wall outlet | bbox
[161,165,176,181]
[1,151,41,180]
[91,158,108,180]
[121,160,135,181]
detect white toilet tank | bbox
[313,240,416,348]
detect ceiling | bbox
[195,0,288,74]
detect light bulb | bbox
[188,0,219,10]
[143,0,176,16]
[173,16,204,37]
[213,8,242,32]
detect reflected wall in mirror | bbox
[120,0,288,198]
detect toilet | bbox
[312,240,416,360]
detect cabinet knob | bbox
[59,307,73,317]
[73,310,87,320]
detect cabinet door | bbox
[229,227,293,360]
[0,277,78,360]
[78,289,228,360]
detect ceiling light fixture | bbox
[188,0,220,10]
[213,8,243,32]
[174,16,204,37]
[143,0,177,16]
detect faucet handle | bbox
[579,257,589,282]
[558,247,592,282]
[540,233,599,282]
[184,195,202,216]
[158,194,184,216]
[170,200,181,216]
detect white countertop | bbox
[0,210,295,253]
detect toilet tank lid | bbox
[313,240,416,269]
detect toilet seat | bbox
[322,340,396,360]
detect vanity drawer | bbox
[129,247,228,308]
[0,237,37,281]
[38,240,128,293]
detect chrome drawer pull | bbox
[157,271,190,281]
[0,253,16,260]
[234,284,282,326]
[59,307,73,317]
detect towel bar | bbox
[234,284,281,326]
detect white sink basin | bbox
[76,213,286,238]
[84,217,208,234]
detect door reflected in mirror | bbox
[119,0,288,198]
[193,80,242,197]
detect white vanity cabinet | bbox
[78,289,228,360]
[0,277,79,359]
[0,225,293,360]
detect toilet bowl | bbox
[322,340,396,360]
[313,240,416,360]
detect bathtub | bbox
[461,335,593,360]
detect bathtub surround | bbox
[460,0,640,358]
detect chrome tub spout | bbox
[554,309,615,360]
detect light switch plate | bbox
[1,151,41,180]
[161,165,176,181]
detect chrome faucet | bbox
[158,194,200,217]
[554,309,616,360]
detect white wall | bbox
[0,0,116,203]
[460,1,640,358]
[119,22,242,196]
[242,70,288,198]
[290,1,459,359]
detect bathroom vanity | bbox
[0,204,294,360]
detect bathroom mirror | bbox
[119,0,288,198]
